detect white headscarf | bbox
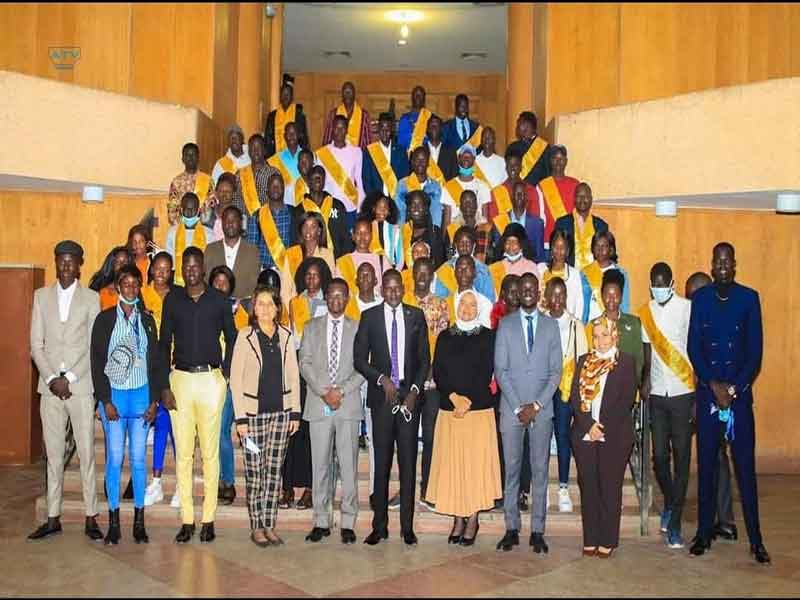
[454,288,492,331]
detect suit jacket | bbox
[362,142,411,197]
[299,315,365,422]
[433,143,459,182]
[506,137,552,187]
[90,306,161,406]
[442,117,480,150]
[553,213,609,267]
[31,282,101,396]
[264,104,309,158]
[491,212,546,264]
[569,351,636,450]
[204,238,261,299]
[353,302,430,409]
[494,310,562,430]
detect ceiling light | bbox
[400,24,410,38]
[397,39,408,46]
[322,50,352,59]
[386,9,424,23]
[461,52,488,61]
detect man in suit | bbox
[426,115,458,183]
[29,240,104,541]
[204,205,261,300]
[687,243,770,564]
[442,93,481,150]
[362,112,410,198]
[494,272,562,554]
[490,181,546,264]
[300,278,366,544]
[554,182,609,270]
[505,111,552,188]
[264,74,309,158]
[354,269,430,546]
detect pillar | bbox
[236,2,263,135]
[506,3,535,143]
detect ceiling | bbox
[282,3,507,73]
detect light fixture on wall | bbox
[397,39,408,46]
[265,3,276,18]
[400,23,410,39]
[776,192,800,214]
[655,199,677,217]
[385,9,424,23]
[82,185,104,204]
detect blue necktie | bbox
[526,316,534,354]
[460,120,467,143]
[390,308,400,386]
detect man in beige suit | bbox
[204,205,261,299]
[299,278,365,545]
[29,240,103,541]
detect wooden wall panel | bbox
[72,4,131,93]
[129,4,172,103]
[212,3,239,132]
[0,4,39,76]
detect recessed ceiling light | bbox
[397,39,408,46]
[386,9,424,23]
[322,50,352,59]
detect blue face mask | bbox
[119,296,140,306]
[182,214,200,228]
[651,285,673,304]
[459,166,474,177]
[504,252,523,263]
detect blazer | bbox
[204,238,261,300]
[361,142,411,197]
[353,302,431,409]
[569,351,636,450]
[31,282,101,396]
[554,213,609,267]
[491,212,546,264]
[229,324,301,421]
[433,143,459,182]
[494,310,562,430]
[442,117,480,151]
[264,104,309,158]
[90,307,161,406]
[506,137,552,187]
[299,315,365,422]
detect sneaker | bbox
[660,509,672,533]
[388,494,401,510]
[171,485,181,509]
[418,498,435,511]
[144,479,164,506]
[667,530,685,549]
[558,486,573,513]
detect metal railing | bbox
[628,398,652,535]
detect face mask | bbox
[459,166,474,177]
[504,252,523,263]
[119,296,140,306]
[182,215,200,228]
[651,286,673,304]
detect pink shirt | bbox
[317,142,365,213]
[504,257,539,278]
[338,251,391,294]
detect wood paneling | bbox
[212,3,239,132]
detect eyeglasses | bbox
[391,403,413,423]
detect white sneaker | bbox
[171,485,181,509]
[144,479,164,506]
[558,487,573,513]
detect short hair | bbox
[411,145,430,160]
[428,114,442,126]
[325,277,350,297]
[518,111,538,130]
[504,147,523,162]
[294,256,332,295]
[412,256,434,276]
[545,276,566,294]
[310,164,326,178]
[248,133,266,146]
[217,172,237,189]
[296,211,328,248]
[298,148,314,162]
[151,250,173,269]
[182,142,199,155]
[453,225,477,246]
[455,254,476,271]
[382,268,403,286]
[181,191,200,207]
[115,263,143,286]
[500,273,520,294]
[591,230,619,263]
[333,114,349,127]
[353,214,373,231]
[267,171,284,187]
[209,264,236,297]
[713,241,735,259]
[455,93,469,105]
[551,144,568,158]
[406,189,430,209]
[459,189,478,204]
[221,205,243,221]
[378,112,394,124]
[249,285,283,328]
[650,262,672,283]
[519,271,539,287]
[361,192,399,225]
[601,268,626,294]
[182,245,204,264]
[257,268,281,290]
[685,272,712,299]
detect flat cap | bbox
[54,240,84,259]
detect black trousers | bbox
[419,388,440,499]
[282,377,312,490]
[370,399,420,534]
[650,393,693,532]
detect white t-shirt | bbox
[475,152,507,189]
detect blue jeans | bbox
[552,390,573,485]
[152,404,175,472]
[219,387,235,486]
[99,386,149,509]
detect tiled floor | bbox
[3,464,798,597]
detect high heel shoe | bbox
[448,517,466,545]
[459,517,480,547]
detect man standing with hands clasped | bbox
[494,272,562,554]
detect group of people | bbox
[27,77,770,565]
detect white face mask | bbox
[504,251,523,263]
[595,345,618,360]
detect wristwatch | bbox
[727,385,737,399]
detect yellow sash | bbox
[267,153,292,188]
[294,177,309,206]
[492,183,513,215]
[369,221,385,255]
[436,263,457,295]
[344,295,361,322]
[218,155,237,175]
[258,205,288,271]
[582,261,605,313]
[427,159,446,186]
[366,142,398,197]
[407,173,424,192]
[574,210,595,271]
[402,222,414,269]
[289,294,311,338]
[409,108,432,155]
[274,103,296,153]
[336,103,363,147]
[239,165,261,216]
[234,304,249,331]
[489,261,507,296]
[520,137,549,180]
[336,254,358,292]
[446,223,460,244]
[467,125,484,149]
[316,145,359,208]
[401,269,415,294]
[560,356,576,400]
[445,179,466,209]
[539,176,568,221]
[638,303,696,391]
[300,196,334,248]
[174,223,207,286]
[285,244,304,279]
[493,213,511,237]
[193,172,211,205]
[472,160,490,187]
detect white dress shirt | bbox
[211,144,251,185]
[50,280,78,384]
[427,141,441,165]
[223,237,241,270]
[383,302,406,383]
[641,295,693,397]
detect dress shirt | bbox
[211,144,251,185]
[519,308,540,353]
[427,141,442,165]
[317,143,364,212]
[50,280,79,384]
[246,204,292,269]
[455,117,470,145]
[641,295,693,396]
[233,163,279,215]
[383,302,406,384]
[510,209,526,227]
[475,152,507,188]
[223,237,241,270]
[450,177,492,222]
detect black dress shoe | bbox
[496,529,520,552]
[85,515,104,541]
[530,532,549,554]
[104,509,121,545]
[363,529,389,545]
[28,518,62,541]
[713,522,738,541]
[199,522,216,543]
[218,484,237,506]
[751,543,771,564]
[341,529,357,544]
[175,523,196,544]
[689,536,711,556]
[305,527,331,542]
[358,434,367,449]
[402,530,418,546]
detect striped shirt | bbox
[108,303,149,390]
[233,162,280,216]
[246,204,293,269]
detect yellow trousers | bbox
[169,369,227,525]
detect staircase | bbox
[37,420,657,535]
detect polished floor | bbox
[2,464,798,597]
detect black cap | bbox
[54,240,84,259]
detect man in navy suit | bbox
[362,112,410,198]
[687,242,770,564]
[443,94,481,150]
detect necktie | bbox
[329,319,339,383]
[460,120,467,143]
[390,308,400,386]
[526,316,534,354]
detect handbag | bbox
[104,331,140,387]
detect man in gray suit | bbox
[204,205,261,299]
[29,240,104,541]
[494,272,562,554]
[299,278,365,544]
